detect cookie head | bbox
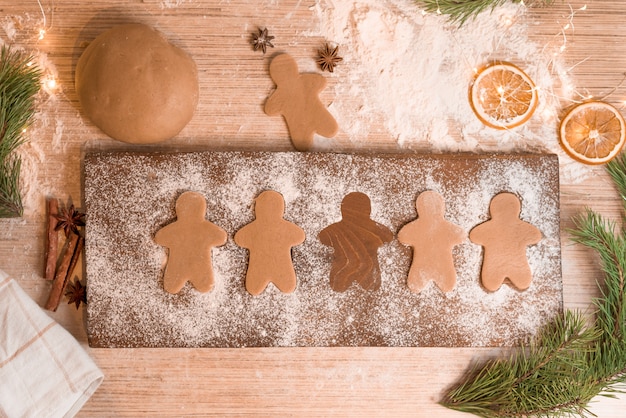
[269,54,299,83]
[340,192,371,220]
[489,192,521,217]
[175,191,207,220]
[254,190,285,218]
[416,190,445,216]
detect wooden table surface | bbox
[1,0,626,416]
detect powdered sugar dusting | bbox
[84,151,562,348]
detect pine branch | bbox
[571,211,625,342]
[414,0,554,25]
[441,311,599,417]
[0,155,23,218]
[0,46,42,218]
[606,153,626,204]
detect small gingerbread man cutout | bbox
[234,190,305,296]
[469,192,542,292]
[398,191,465,293]
[155,191,227,294]
[319,192,393,292]
[265,53,339,151]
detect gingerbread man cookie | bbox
[319,192,393,292]
[398,191,465,293]
[469,192,542,292]
[265,54,338,151]
[234,190,305,296]
[155,191,227,294]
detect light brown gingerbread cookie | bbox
[234,190,305,296]
[318,192,393,292]
[75,23,199,144]
[265,54,339,151]
[398,191,465,293]
[155,191,227,294]
[469,192,542,292]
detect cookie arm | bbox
[318,226,334,247]
[286,222,306,246]
[315,110,339,139]
[525,222,543,245]
[397,222,417,246]
[451,223,466,244]
[468,223,487,246]
[377,223,394,244]
[264,91,283,116]
[209,224,228,247]
[234,225,251,249]
[154,223,175,246]
[301,74,327,93]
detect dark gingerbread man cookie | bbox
[318,192,393,292]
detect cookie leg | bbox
[246,275,269,296]
[192,274,215,293]
[273,274,297,294]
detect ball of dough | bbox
[75,23,199,144]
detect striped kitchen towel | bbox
[0,270,103,418]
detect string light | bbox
[36,0,52,41]
[46,77,56,90]
[42,74,59,96]
[533,3,621,108]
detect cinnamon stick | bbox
[43,197,59,280]
[65,235,85,294]
[45,233,84,311]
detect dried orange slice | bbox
[469,62,538,129]
[559,101,626,165]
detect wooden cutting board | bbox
[84,151,562,348]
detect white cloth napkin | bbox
[0,270,103,418]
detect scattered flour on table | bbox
[307,0,588,182]
[160,0,187,9]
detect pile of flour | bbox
[308,0,586,181]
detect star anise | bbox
[55,204,85,237]
[251,27,275,54]
[316,43,343,73]
[65,277,87,309]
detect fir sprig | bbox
[441,153,626,417]
[0,156,24,218]
[0,46,42,218]
[415,0,554,25]
[441,311,601,417]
